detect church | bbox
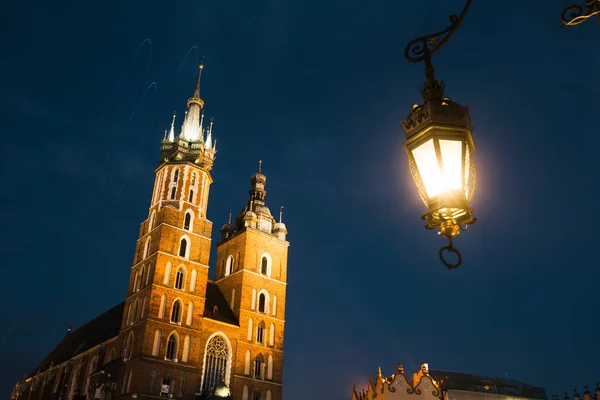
[10,64,289,400]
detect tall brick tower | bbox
[215,160,289,400]
[117,63,218,396]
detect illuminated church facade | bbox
[11,65,289,400]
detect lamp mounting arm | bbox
[561,0,600,27]
[404,0,472,84]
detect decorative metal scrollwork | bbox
[404,0,473,65]
[561,0,600,26]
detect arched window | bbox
[124,332,134,360]
[272,296,277,316]
[108,348,116,362]
[251,289,257,310]
[243,386,249,400]
[143,237,151,259]
[182,336,191,362]
[131,299,139,324]
[175,267,185,290]
[261,257,268,275]
[127,368,133,392]
[244,350,251,375]
[171,300,182,323]
[150,369,157,393]
[188,190,194,203]
[190,269,197,292]
[85,356,98,395]
[139,266,146,290]
[269,323,275,346]
[191,173,197,186]
[225,255,234,276]
[161,376,171,396]
[253,392,261,400]
[184,213,192,230]
[186,302,194,325]
[159,295,167,318]
[166,334,177,360]
[258,293,266,313]
[267,355,273,379]
[179,238,188,258]
[266,390,272,400]
[163,262,172,285]
[257,322,265,344]
[170,187,177,200]
[149,211,156,233]
[152,330,161,356]
[126,303,132,325]
[254,354,264,379]
[247,318,253,341]
[142,296,147,319]
[202,335,229,392]
[173,169,179,182]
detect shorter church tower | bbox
[215,162,289,400]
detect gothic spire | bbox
[167,112,176,142]
[180,61,205,142]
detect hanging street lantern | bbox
[561,0,600,26]
[400,0,476,270]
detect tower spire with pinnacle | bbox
[258,158,263,173]
[167,112,176,142]
[180,58,205,142]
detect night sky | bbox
[1,0,599,398]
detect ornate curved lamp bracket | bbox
[561,0,600,27]
[404,0,472,90]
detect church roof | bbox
[429,370,547,399]
[30,282,238,377]
[203,281,239,326]
[31,302,124,376]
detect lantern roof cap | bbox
[400,95,472,139]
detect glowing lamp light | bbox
[403,99,477,269]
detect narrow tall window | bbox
[258,293,266,313]
[244,350,251,375]
[179,238,188,258]
[191,173,197,186]
[175,268,185,290]
[152,330,161,356]
[261,257,268,275]
[159,295,167,318]
[190,269,197,292]
[254,355,264,379]
[269,323,275,346]
[257,322,265,344]
[188,190,194,202]
[202,335,229,392]
[173,170,179,182]
[184,213,191,230]
[166,335,177,360]
[171,300,182,323]
[243,386,249,400]
[225,255,234,276]
[253,392,261,400]
[182,336,191,362]
[161,377,171,396]
[170,187,176,200]
[267,355,273,379]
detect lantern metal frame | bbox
[401,0,476,269]
[561,0,600,26]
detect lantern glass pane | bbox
[412,139,442,198]
[439,139,463,192]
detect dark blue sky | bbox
[1,0,599,398]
